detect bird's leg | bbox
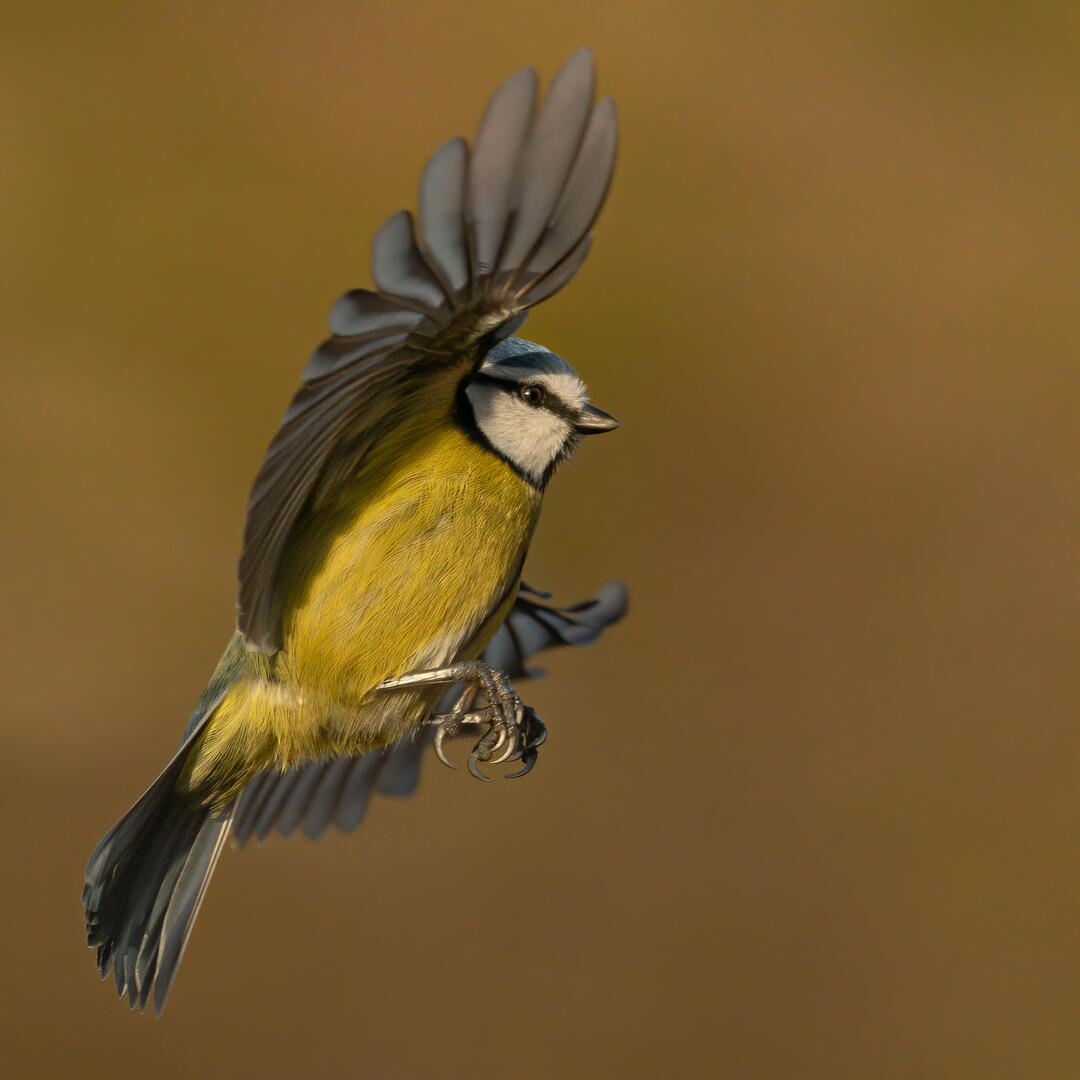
[375,661,538,781]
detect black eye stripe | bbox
[546,399,579,423]
[468,372,578,423]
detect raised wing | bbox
[230,580,627,846]
[238,49,618,653]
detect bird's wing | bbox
[485,579,628,678]
[238,48,618,653]
[230,580,627,846]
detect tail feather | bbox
[83,699,232,1015]
[151,809,232,1015]
[114,813,197,1003]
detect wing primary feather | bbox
[319,751,378,832]
[231,769,274,847]
[237,769,282,846]
[273,759,332,838]
[527,605,596,644]
[496,47,595,279]
[333,752,385,832]
[517,97,618,283]
[418,136,471,297]
[371,210,453,314]
[502,611,539,678]
[253,770,302,843]
[376,736,426,796]
[467,66,538,290]
[300,754,354,841]
[568,580,629,623]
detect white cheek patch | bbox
[465,383,573,484]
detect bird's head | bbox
[462,337,619,487]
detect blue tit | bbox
[84,48,623,1016]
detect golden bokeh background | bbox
[5,1,1080,1076]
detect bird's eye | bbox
[519,384,546,407]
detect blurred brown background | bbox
[4,0,1080,1076]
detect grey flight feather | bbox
[251,766,303,843]
[370,210,451,313]
[467,65,538,279]
[519,97,618,284]
[418,136,470,294]
[485,578,628,678]
[497,47,595,276]
[236,49,618,653]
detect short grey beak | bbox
[574,404,620,434]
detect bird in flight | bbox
[84,47,623,1015]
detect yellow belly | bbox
[182,413,540,803]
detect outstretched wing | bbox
[485,579,628,678]
[238,49,618,653]
[230,580,627,847]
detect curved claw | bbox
[487,724,520,766]
[485,722,509,759]
[467,752,493,782]
[526,722,547,750]
[505,750,537,779]
[434,726,456,769]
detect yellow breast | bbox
[276,406,539,706]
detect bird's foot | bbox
[377,660,544,781]
[428,701,547,781]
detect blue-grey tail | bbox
[82,697,231,1017]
